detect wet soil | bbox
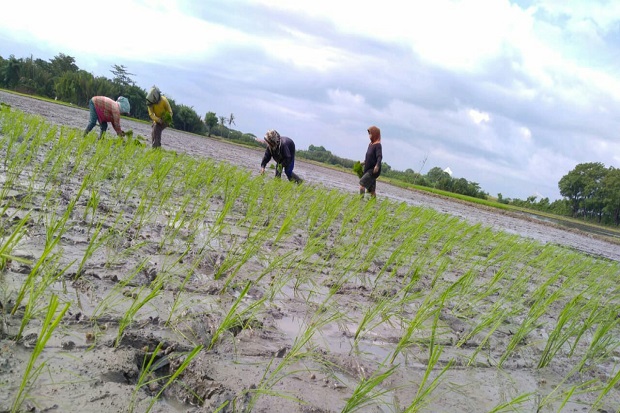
[1,91,619,413]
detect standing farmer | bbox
[83,96,130,139]
[146,86,173,148]
[359,125,383,198]
[260,129,302,183]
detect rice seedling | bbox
[11,294,69,413]
[402,314,454,412]
[245,308,342,410]
[129,342,203,412]
[486,392,534,412]
[0,211,32,271]
[341,364,398,413]
[390,287,441,364]
[208,280,266,350]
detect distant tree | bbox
[205,111,218,136]
[218,115,228,136]
[173,104,206,134]
[228,113,235,127]
[426,167,449,186]
[3,55,20,88]
[122,84,148,120]
[110,64,135,87]
[559,162,606,218]
[603,167,620,225]
[49,53,78,75]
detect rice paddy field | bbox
[1,90,619,413]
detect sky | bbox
[1,0,620,201]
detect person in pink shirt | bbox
[83,96,130,138]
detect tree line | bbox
[0,53,211,135]
[2,53,619,226]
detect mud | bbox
[1,90,619,413]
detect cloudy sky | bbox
[1,0,620,201]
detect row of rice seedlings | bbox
[11,180,87,339]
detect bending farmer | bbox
[84,96,130,139]
[260,129,302,183]
[146,86,173,148]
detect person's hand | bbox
[373,165,379,174]
[260,167,265,175]
[120,130,126,137]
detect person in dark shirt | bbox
[359,125,383,198]
[260,129,302,183]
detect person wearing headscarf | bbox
[83,96,129,138]
[359,125,383,198]
[146,86,173,148]
[260,129,302,183]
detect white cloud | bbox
[468,109,491,124]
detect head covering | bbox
[264,129,281,148]
[117,96,130,114]
[146,86,161,106]
[367,126,381,144]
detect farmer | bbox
[359,125,383,198]
[146,86,173,148]
[83,96,130,139]
[260,129,302,183]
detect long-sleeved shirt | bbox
[147,96,173,123]
[91,96,123,135]
[261,136,296,168]
[364,142,383,177]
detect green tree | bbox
[3,55,21,88]
[49,53,78,75]
[426,167,450,187]
[122,84,148,120]
[173,104,206,134]
[559,162,606,218]
[110,64,135,87]
[603,167,620,225]
[205,111,218,136]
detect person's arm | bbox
[147,105,160,123]
[260,149,272,174]
[111,113,124,136]
[110,102,124,136]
